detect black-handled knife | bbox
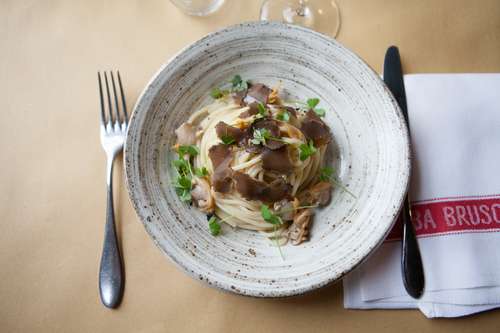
[384,46,425,299]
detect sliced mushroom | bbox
[191,177,215,213]
[300,109,332,146]
[288,208,313,245]
[283,106,301,128]
[244,141,263,154]
[268,105,299,128]
[298,181,332,206]
[252,118,285,150]
[283,106,298,117]
[233,172,291,203]
[208,144,234,193]
[262,146,293,175]
[215,121,246,144]
[263,138,284,151]
[214,122,258,152]
[175,122,196,146]
[310,181,333,206]
[269,105,297,118]
[253,118,280,136]
[240,117,284,153]
[239,102,260,118]
[232,90,247,106]
[244,83,271,105]
[266,178,293,202]
[233,172,265,201]
[212,161,233,193]
[208,144,231,169]
[273,199,294,221]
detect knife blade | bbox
[384,46,425,299]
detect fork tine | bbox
[103,72,114,126]
[110,71,121,124]
[98,72,106,125]
[116,71,128,124]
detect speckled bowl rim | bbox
[124,21,410,298]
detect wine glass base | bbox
[260,0,340,38]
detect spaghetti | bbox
[172,78,333,245]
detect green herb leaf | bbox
[269,214,282,226]
[239,81,249,91]
[261,204,273,220]
[172,146,200,204]
[299,140,317,161]
[210,87,224,99]
[273,223,285,260]
[260,205,282,225]
[297,98,326,117]
[251,128,271,145]
[276,111,290,122]
[261,205,284,259]
[251,127,288,146]
[317,166,356,198]
[319,166,334,182]
[221,135,235,145]
[231,75,242,87]
[178,189,191,202]
[230,74,249,92]
[177,175,192,189]
[178,145,199,157]
[195,167,209,177]
[314,108,326,117]
[172,158,192,179]
[257,102,268,116]
[173,158,189,172]
[307,98,320,109]
[173,174,192,203]
[208,216,221,236]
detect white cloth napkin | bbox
[343,73,500,318]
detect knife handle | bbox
[401,198,425,298]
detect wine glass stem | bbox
[297,0,306,16]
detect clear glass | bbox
[260,0,341,38]
[170,0,225,16]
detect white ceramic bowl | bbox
[125,22,410,297]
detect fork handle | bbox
[99,156,124,308]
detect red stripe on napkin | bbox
[386,195,500,241]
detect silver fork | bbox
[98,71,127,308]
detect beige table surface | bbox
[1,0,500,332]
